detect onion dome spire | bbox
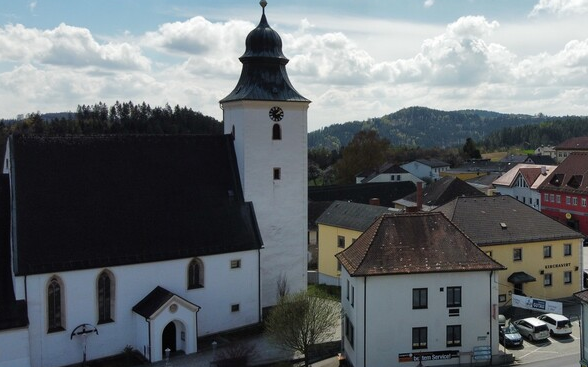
[220,1,309,103]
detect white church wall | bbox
[20,250,259,367]
[224,100,308,308]
[0,327,30,367]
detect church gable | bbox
[8,134,263,276]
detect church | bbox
[0,2,309,367]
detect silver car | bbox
[512,317,550,342]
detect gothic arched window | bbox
[97,270,115,324]
[188,258,204,289]
[47,276,64,333]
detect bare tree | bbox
[277,273,289,299]
[265,290,340,367]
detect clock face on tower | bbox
[269,106,284,122]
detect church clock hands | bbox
[269,106,284,121]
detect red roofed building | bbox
[538,152,588,236]
[555,136,588,163]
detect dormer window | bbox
[272,124,282,140]
[567,175,583,189]
[550,174,564,187]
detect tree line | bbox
[0,101,222,143]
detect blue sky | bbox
[1,0,587,131]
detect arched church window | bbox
[97,270,115,324]
[188,258,204,289]
[272,124,282,140]
[47,276,64,333]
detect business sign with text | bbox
[512,294,562,314]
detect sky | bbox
[1,0,587,132]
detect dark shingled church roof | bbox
[219,2,309,103]
[7,134,263,276]
[336,212,505,277]
[0,175,29,330]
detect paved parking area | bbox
[503,305,581,365]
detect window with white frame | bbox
[566,196,571,205]
[564,244,572,256]
[543,245,552,258]
[564,271,572,284]
[544,273,552,286]
[583,198,587,207]
[544,193,549,202]
[573,197,578,206]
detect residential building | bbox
[535,145,556,159]
[538,152,588,236]
[355,162,423,185]
[0,3,308,366]
[315,201,395,285]
[401,158,450,182]
[555,136,588,163]
[465,172,502,195]
[492,163,556,211]
[436,196,583,307]
[394,176,482,211]
[336,212,505,367]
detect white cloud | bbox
[143,16,251,57]
[530,0,588,16]
[424,0,435,8]
[0,23,150,70]
[29,1,37,11]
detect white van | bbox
[537,313,572,336]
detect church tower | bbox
[220,1,310,308]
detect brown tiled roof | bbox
[574,289,588,303]
[435,196,582,246]
[555,136,588,150]
[336,212,505,276]
[538,152,588,195]
[492,164,555,189]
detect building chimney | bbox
[541,166,547,175]
[369,197,380,206]
[416,181,423,211]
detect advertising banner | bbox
[512,294,562,314]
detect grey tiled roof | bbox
[399,176,482,207]
[336,212,505,276]
[434,196,583,246]
[316,201,393,231]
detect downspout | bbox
[147,319,152,363]
[363,276,367,367]
[258,248,262,322]
[489,271,493,366]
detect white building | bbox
[336,212,505,367]
[355,163,423,186]
[0,3,308,366]
[401,159,450,182]
[492,164,556,210]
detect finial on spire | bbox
[260,0,267,13]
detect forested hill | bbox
[308,107,549,150]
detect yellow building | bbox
[315,201,394,285]
[436,195,583,305]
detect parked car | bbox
[512,317,550,342]
[499,323,523,348]
[536,313,572,336]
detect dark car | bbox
[500,323,523,348]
